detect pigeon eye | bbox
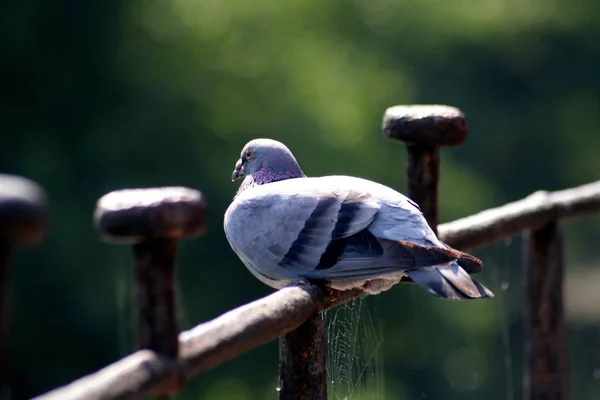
[245,150,253,160]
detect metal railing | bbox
[1,104,598,400]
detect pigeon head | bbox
[231,138,305,187]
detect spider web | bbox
[324,295,386,400]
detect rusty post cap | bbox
[94,187,207,244]
[382,105,467,147]
[0,174,47,244]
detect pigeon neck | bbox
[236,168,305,195]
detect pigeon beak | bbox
[232,159,244,181]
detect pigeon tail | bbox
[405,262,494,300]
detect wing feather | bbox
[276,190,381,271]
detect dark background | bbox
[2,1,600,399]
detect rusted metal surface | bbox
[523,221,568,400]
[439,183,600,251]
[278,314,327,400]
[383,105,468,233]
[405,144,440,231]
[94,187,207,244]
[33,286,322,400]
[133,239,179,360]
[382,105,467,146]
[94,187,207,396]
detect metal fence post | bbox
[278,313,327,400]
[382,105,468,232]
[94,187,207,396]
[0,174,47,400]
[523,215,568,400]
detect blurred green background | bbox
[2,0,600,399]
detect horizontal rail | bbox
[33,286,364,400]
[33,180,600,400]
[439,180,600,251]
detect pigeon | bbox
[224,138,493,300]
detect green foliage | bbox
[2,0,600,398]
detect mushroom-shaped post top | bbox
[383,105,467,147]
[0,174,47,244]
[94,187,207,244]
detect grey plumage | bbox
[224,138,493,300]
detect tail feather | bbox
[406,263,494,300]
[406,267,467,300]
[436,264,488,298]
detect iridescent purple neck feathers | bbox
[236,167,305,195]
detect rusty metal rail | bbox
[1,105,595,400]
[30,179,600,400]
